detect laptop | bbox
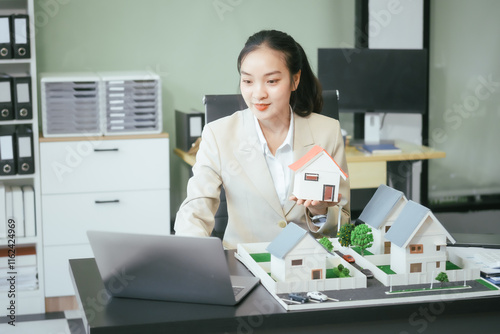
[449,233,500,249]
[86,230,259,305]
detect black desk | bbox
[70,251,500,334]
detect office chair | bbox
[321,89,340,120]
[202,90,339,239]
[203,94,247,239]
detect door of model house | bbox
[323,185,335,201]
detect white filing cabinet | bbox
[40,134,170,297]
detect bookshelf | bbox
[0,0,45,316]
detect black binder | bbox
[14,125,34,174]
[0,125,16,175]
[0,74,14,121]
[11,74,32,120]
[0,16,12,59]
[175,109,205,151]
[10,14,30,59]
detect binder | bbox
[5,186,12,221]
[0,183,6,239]
[175,109,205,151]
[0,74,14,121]
[10,14,30,59]
[11,74,32,120]
[15,125,34,174]
[22,185,36,237]
[0,126,16,175]
[11,186,24,237]
[0,16,12,59]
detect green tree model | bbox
[337,224,355,247]
[435,272,449,285]
[319,236,333,252]
[332,264,350,278]
[350,224,373,256]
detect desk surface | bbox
[174,140,445,166]
[71,251,499,334]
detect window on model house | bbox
[410,244,423,254]
[410,263,422,273]
[311,269,322,280]
[304,173,319,181]
[291,259,303,266]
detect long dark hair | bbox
[237,30,323,117]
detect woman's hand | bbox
[289,194,342,216]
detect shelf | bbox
[0,59,31,65]
[0,174,35,182]
[0,0,44,316]
[0,119,35,125]
[0,236,38,247]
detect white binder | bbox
[11,186,24,237]
[22,185,36,237]
[0,183,6,238]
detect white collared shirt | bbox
[254,109,294,207]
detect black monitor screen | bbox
[318,48,428,114]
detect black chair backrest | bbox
[321,89,339,120]
[203,94,247,124]
[203,90,338,122]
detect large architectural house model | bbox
[235,184,498,311]
[357,184,408,255]
[288,145,348,202]
[385,200,456,276]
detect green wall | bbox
[428,0,500,202]
[34,0,355,222]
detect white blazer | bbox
[175,108,350,249]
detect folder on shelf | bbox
[11,74,32,120]
[0,74,14,121]
[0,183,6,239]
[175,109,205,151]
[14,125,34,174]
[10,14,30,59]
[5,185,12,221]
[0,126,16,175]
[22,185,35,237]
[11,186,24,237]
[0,16,12,59]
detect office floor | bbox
[0,310,85,334]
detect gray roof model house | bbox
[266,223,329,282]
[357,184,408,254]
[385,200,456,275]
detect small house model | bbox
[357,184,408,255]
[385,200,456,275]
[266,223,329,282]
[288,145,348,202]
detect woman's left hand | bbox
[289,194,342,216]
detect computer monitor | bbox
[318,48,428,114]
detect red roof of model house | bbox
[288,145,348,179]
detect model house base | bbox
[236,239,499,311]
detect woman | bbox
[175,30,350,249]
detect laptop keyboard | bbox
[232,286,244,296]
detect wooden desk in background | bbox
[175,140,446,192]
